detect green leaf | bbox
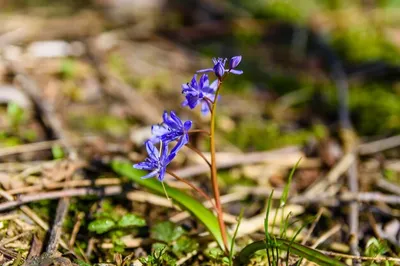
[117,213,146,228]
[51,144,65,160]
[172,235,199,256]
[7,102,25,127]
[88,218,115,234]
[151,221,185,243]
[150,243,177,265]
[229,209,244,266]
[206,247,225,260]
[60,58,77,80]
[75,260,91,266]
[111,160,230,249]
[236,239,347,266]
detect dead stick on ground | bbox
[6,59,80,253]
[0,186,123,212]
[301,207,324,245]
[291,192,400,205]
[0,189,70,252]
[342,128,361,266]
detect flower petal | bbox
[183,120,192,132]
[133,161,154,171]
[157,167,166,181]
[171,134,189,155]
[166,152,177,164]
[213,62,225,79]
[209,79,218,90]
[170,111,183,128]
[141,169,159,179]
[185,94,200,109]
[160,131,180,143]
[201,101,211,115]
[182,88,197,95]
[151,124,169,139]
[145,141,159,161]
[196,68,213,73]
[199,74,209,89]
[229,56,242,69]
[181,99,189,107]
[229,69,243,75]
[160,141,169,162]
[190,74,198,89]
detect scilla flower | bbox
[182,74,218,115]
[197,56,243,79]
[151,111,192,154]
[133,140,175,181]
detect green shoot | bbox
[229,208,244,266]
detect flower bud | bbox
[229,56,242,69]
[213,62,225,79]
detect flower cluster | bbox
[181,74,218,115]
[197,56,243,79]
[134,56,242,181]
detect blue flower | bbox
[197,56,243,79]
[133,140,175,181]
[151,111,192,154]
[181,74,218,115]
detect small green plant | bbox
[7,102,25,130]
[205,247,230,265]
[139,243,177,266]
[51,144,65,159]
[138,221,198,265]
[236,160,346,265]
[88,212,146,253]
[364,238,394,266]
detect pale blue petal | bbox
[183,120,192,131]
[133,161,154,170]
[196,68,213,73]
[229,69,243,75]
[158,167,166,181]
[141,170,159,179]
[145,141,159,161]
[201,101,210,115]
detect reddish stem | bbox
[185,143,212,168]
[189,129,211,136]
[203,97,214,114]
[166,170,216,211]
[209,79,229,253]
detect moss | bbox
[323,84,400,135]
[68,113,131,138]
[218,169,257,188]
[226,119,316,150]
[332,27,400,64]
[235,0,320,23]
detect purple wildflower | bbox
[197,56,243,79]
[181,74,218,115]
[133,140,175,181]
[151,111,192,154]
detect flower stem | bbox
[185,143,212,168]
[203,96,214,114]
[166,170,216,211]
[189,129,211,136]
[210,79,229,253]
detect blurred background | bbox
[0,0,400,149]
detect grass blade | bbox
[111,160,230,249]
[236,239,346,266]
[229,208,244,266]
